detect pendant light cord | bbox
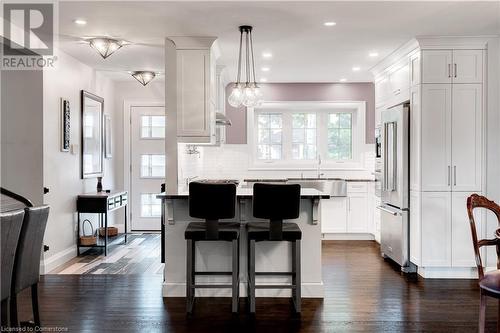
[249,30,257,85]
[237,30,243,84]
[245,31,250,85]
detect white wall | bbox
[41,50,119,273]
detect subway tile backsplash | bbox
[178,144,375,183]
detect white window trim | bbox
[247,101,366,171]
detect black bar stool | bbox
[247,183,302,314]
[185,182,240,314]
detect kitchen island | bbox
[157,188,329,298]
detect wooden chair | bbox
[467,194,500,333]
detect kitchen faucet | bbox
[317,155,324,179]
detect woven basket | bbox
[80,219,97,246]
[98,227,118,237]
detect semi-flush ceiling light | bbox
[227,25,264,108]
[131,71,156,86]
[88,37,126,59]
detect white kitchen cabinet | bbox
[422,50,452,84]
[409,85,421,191]
[420,84,452,191]
[451,192,479,267]
[321,197,348,233]
[387,61,410,106]
[410,51,421,86]
[375,76,390,105]
[421,192,452,267]
[451,84,482,192]
[422,49,483,84]
[347,192,368,233]
[374,196,381,243]
[409,191,421,265]
[452,50,483,84]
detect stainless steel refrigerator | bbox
[378,102,416,273]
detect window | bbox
[141,193,161,217]
[327,113,352,160]
[292,113,316,159]
[257,113,282,160]
[250,102,365,168]
[141,115,165,138]
[141,154,165,178]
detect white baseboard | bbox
[322,233,375,241]
[162,282,324,298]
[417,266,479,279]
[40,245,77,274]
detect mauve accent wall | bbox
[225,82,375,144]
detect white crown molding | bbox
[166,36,217,50]
[370,39,419,78]
[415,35,495,50]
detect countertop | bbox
[244,178,375,182]
[157,188,330,200]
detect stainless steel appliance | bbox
[378,103,416,273]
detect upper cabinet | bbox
[171,37,219,144]
[422,50,483,84]
[452,50,483,84]
[422,50,452,83]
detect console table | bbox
[76,191,128,256]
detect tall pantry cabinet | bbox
[373,38,487,278]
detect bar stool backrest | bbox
[189,182,236,239]
[1,210,24,301]
[253,183,301,240]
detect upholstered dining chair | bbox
[467,194,500,333]
[10,206,50,327]
[0,209,24,327]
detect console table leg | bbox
[124,205,127,243]
[104,213,108,256]
[77,213,80,256]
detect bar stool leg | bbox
[232,239,239,313]
[186,239,194,313]
[248,239,256,313]
[292,240,301,313]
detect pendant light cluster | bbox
[228,26,264,108]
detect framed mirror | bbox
[81,90,104,179]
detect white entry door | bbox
[130,106,165,231]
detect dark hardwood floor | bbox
[13,241,498,332]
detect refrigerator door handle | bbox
[377,205,401,216]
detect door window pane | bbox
[292,113,316,159]
[141,115,165,138]
[141,193,161,217]
[257,113,282,160]
[141,154,165,178]
[328,113,352,160]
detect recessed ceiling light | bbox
[74,19,87,26]
[369,52,379,57]
[261,67,270,72]
[340,78,347,82]
[352,66,361,72]
[262,52,273,58]
[260,78,268,82]
[324,22,336,27]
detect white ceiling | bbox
[58,1,500,83]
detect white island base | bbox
[158,189,327,298]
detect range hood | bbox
[216,112,232,126]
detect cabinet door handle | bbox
[454,64,457,78]
[448,166,451,186]
[393,89,401,95]
[348,198,351,211]
[448,64,452,78]
[454,166,457,186]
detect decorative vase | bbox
[97,177,103,192]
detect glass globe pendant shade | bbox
[228,84,244,107]
[242,85,257,107]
